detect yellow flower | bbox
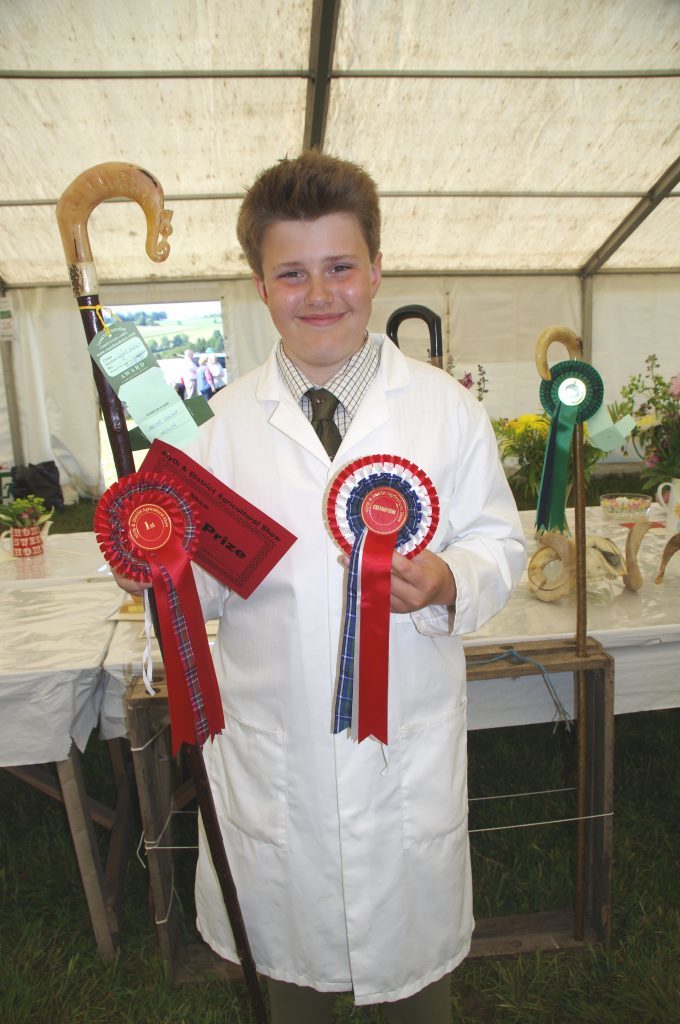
[636,412,659,431]
[508,414,550,437]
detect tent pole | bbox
[0,321,25,467]
[580,274,594,365]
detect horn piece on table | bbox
[527,532,576,602]
[656,533,680,583]
[534,325,583,381]
[623,521,652,592]
[56,161,173,298]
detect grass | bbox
[5,460,677,1022]
[1,712,678,1023]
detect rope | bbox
[468,647,572,728]
[469,786,575,803]
[470,810,613,834]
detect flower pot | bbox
[1,524,44,558]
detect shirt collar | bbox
[276,336,380,416]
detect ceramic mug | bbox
[0,524,45,557]
[655,478,680,535]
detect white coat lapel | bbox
[339,336,411,453]
[253,337,412,463]
[255,346,330,463]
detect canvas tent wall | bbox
[0,0,678,497]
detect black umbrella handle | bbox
[385,304,443,368]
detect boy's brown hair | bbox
[236,150,381,277]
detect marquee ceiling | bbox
[1,0,679,289]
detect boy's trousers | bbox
[267,973,452,1023]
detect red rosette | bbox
[95,470,223,753]
[326,454,439,558]
[95,472,199,583]
[327,455,441,745]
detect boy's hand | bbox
[111,568,149,597]
[389,550,456,613]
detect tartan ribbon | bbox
[95,472,224,753]
[327,456,439,744]
[335,535,361,733]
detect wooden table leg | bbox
[55,745,120,960]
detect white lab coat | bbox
[191,336,526,1004]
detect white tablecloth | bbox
[100,507,680,735]
[0,533,121,766]
[0,529,110,586]
[4,518,675,756]
[463,506,680,728]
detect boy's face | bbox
[253,213,382,385]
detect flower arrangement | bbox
[0,494,53,529]
[612,355,680,488]
[492,413,606,503]
[446,357,488,402]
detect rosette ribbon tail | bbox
[336,528,397,745]
[356,529,398,743]
[535,402,579,533]
[149,542,224,754]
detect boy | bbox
[119,151,526,1022]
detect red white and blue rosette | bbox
[95,471,224,753]
[326,455,439,744]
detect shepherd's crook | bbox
[56,162,268,1022]
[534,325,588,944]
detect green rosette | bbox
[536,360,604,532]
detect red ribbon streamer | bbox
[357,529,399,743]
[149,540,224,753]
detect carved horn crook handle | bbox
[534,325,583,381]
[56,161,173,298]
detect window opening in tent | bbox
[111,300,226,391]
[99,300,225,487]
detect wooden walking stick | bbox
[535,326,591,942]
[56,162,268,1022]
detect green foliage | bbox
[447,359,489,403]
[0,494,53,528]
[133,314,224,359]
[492,414,607,505]
[617,354,680,487]
[117,311,168,326]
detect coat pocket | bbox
[209,710,287,849]
[398,699,468,848]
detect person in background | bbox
[113,150,526,1023]
[182,349,198,398]
[196,354,215,400]
[207,350,226,391]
